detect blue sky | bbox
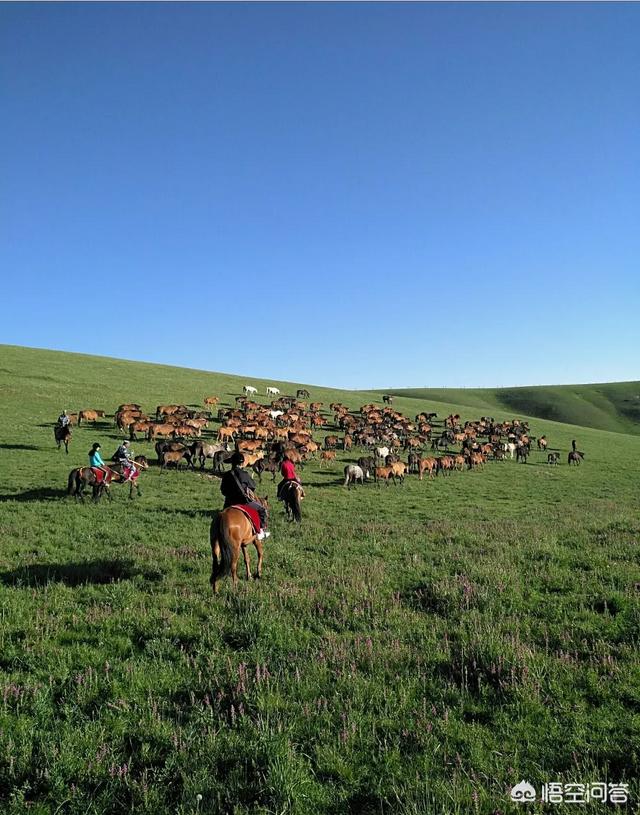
[1,3,638,389]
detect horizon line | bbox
[1,342,638,393]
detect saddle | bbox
[90,467,106,484]
[229,504,261,534]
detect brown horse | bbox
[210,496,269,593]
[54,425,72,454]
[110,456,149,498]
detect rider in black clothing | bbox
[220,452,270,540]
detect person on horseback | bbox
[114,440,133,464]
[220,451,270,540]
[113,440,136,479]
[277,453,304,502]
[88,443,110,483]
[58,410,70,428]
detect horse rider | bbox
[572,439,577,452]
[114,439,133,464]
[277,453,304,502]
[113,440,136,477]
[58,410,70,428]
[88,443,110,482]
[220,451,270,541]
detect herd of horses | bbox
[54,388,585,591]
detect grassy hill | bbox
[1,345,639,814]
[380,382,640,436]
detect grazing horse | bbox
[281,481,303,523]
[210,496,269,593]
[243,385,258,396]
[568,451,584,465]
[78,410,103,425]
[266,386,280,396]
[54,425,72,454]
[547,452,560,465]
[382,394,393,404]
[296,389,310,399]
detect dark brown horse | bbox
[210,496,269,593]
[54,425,72,454]
[568,451,584,465]
[281,481,303,523]
[67,465,112,501]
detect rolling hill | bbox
[379,381,640,436]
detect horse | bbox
[243,386,257,396]
[67,465,114,502]
[281,481,303,522]
[344,464,366,487]
[516,445,529,464]
[54,425,72,454]
[296,389,310,399]
[547,452,560,465]
[210,496,269,593]
[568,451,584,465]
[382,395,393,404]
[78,410,104,425]
[109,456,149,498]
[537,436,548,451]
[266,386,280,396]
[191,441,230,470]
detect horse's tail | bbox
[292,488,302,522]
[67,469,78,495]
[211,512,232,578]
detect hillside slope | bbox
[380,382,640,436]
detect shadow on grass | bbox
[0,558,163,587]
[0,443,40,451]
[0,487,66,502]
[153,507,216,518]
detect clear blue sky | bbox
[1,3,638,389]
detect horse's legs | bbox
[241,544,252,581]
[253,538,263,579]
[230,547,240,589]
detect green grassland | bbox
[0,344,639,814]
[381,382,640,437]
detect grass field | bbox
[1,345,639,814]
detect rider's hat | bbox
[224,451,244,466]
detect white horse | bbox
[270,410,284,420]
[243,385,257,396]
[506,442,517,460]
[375,446,390,462]
[344,464,366,487]
[266,386,280,396]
